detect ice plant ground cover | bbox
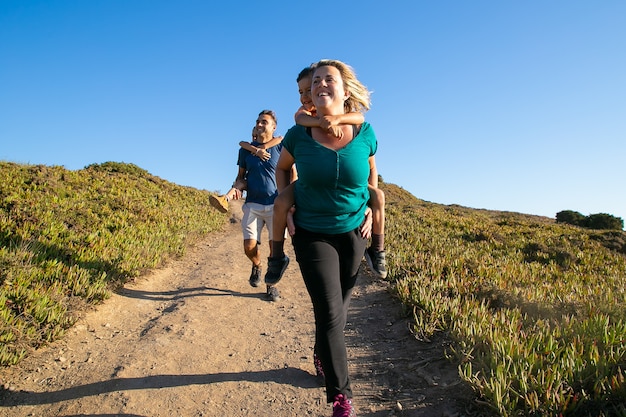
[1,162,625,415]
[0,162,226,365]
[381,183,626,416]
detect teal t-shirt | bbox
[282,122,377,234]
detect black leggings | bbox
[292,226,367,402]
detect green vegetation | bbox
[0,161,226,366]
[381,183,626,416]
[557,210,624,232]
[3,162,625,416]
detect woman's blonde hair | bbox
[312,59,371,114]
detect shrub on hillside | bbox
[582,213,624,230]
[556,210,623,231]
[556,210,585,226]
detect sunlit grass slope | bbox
[2,161,625,415]
[1,161,226,366]
[381,182,626,416]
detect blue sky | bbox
[2,1,625,226]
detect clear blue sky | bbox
[2,1,625,226]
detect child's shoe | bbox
[264,255,289,285]
[209,195,229,213]
[364,247,387,279]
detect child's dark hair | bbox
[297,65,315,82]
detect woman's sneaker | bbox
[332,394,356,417]
[313,352,325,386]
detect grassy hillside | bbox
[2,162,625,415]
[0,161,226,366]
[381,183,626,416]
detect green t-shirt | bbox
[282,122,378,234]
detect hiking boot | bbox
[332,394,356,417]
[264,255,289,285]
[364,248,387,279]
[209,194,229,213]
[249,264,261,287]
[313,352,325,386]
[265,285,280,302]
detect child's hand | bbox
[319,116,344,139]
[328,126,344,139]
[253,148,271,161]
[318,115,334,131]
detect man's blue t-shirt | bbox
[237,142,282,206]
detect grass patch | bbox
[381,183,626,416]
[3,162,625,415]
[1,161,226,365]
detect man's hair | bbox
[258,109,277,125]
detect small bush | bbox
[582,213,624,231]
[556,210,623,231]
[556,210,585,226]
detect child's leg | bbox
[271,183,295,258]
[368,186,385,251]
[225,179,247,201]
[265,183,295,285]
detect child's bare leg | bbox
[271,183,295,258]
[226,179,247,201]
[265,183,295,285]
[366,186,387,278]
[224,187,241,201]
[369,186,385,248]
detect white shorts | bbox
[241,202,275,243]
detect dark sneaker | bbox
[249,264,261,287]
[209,194,229,213]
[364,248,387,279]
[265,285,280,302]
[332,394,356,417]
[264,255,289,285]
[313,352,325,386]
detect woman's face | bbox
[311,65,348,114]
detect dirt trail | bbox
[1,200,477,417]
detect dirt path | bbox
[1,201,477,417]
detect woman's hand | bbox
[286,206,296,236]
[360,207,373,239]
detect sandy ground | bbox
[0,200,479,417]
